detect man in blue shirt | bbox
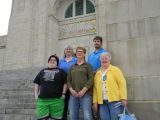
[88,36,107,72]
[88,36,107,120]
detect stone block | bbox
[0,114,5,120]
[0,49,5,70]
[150,16,160,36]
[127,76,160,100]
[107,22,129,41]
[30,115,37,120]
[5,109,35,115]
[8,98,35,104]
[0,35,6,49]
[0,67,42,81]
[108,37,160,76]
[5,103,35,109]
[4,114,31,120]
[0,106,5,114]
[107,0,129,24]
[0,99,8,104]
[142,0,160,18]
[107,16,160,41]
[128,102,160,120]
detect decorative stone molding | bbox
[59,15,96,39]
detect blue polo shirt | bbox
[88,48,107,72]
[59,57,77,73]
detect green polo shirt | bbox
[67,62,93,94]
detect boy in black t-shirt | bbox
[34,55,67,120]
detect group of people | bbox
[34,36,127,120]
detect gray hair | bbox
[100,52,112,61]
[63,45,74,58]
[64,45,73,50]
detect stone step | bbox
[0,87,33,92]
[0,94,34,99]
[8,99,36,104]
[5,108,35,115]
[0,89,33,93]
[0,107,35,115]
[0,81,33,87]
[0,114,36,120]
[0,67,42,120]
[0,78,33,82]
[0,98,36,104]
[0,90,33,95]
[0,85,33,90]
[0,103,36,109]
[0,79,26,83]
[9,94,34,99]
[0,67,42,81]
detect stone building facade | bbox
[0,0,160,119]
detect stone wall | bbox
[103,0,160,119]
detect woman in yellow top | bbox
[93,52,127,120]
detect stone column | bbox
[4,0,33,69]
[96,0,107,49]
[4,0,50,69]
[45,14,59,61]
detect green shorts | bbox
[36,98,64,119]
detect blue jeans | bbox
[69,94,93,120]
[99,100,123,120]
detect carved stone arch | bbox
[54,0,73,20]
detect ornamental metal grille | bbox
[65,0,95,18]
[86,0,95,14]
[65,3,73,18]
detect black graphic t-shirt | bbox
[34,67,67,98]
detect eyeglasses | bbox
[103,75,107,81]
[77,50,84,53]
